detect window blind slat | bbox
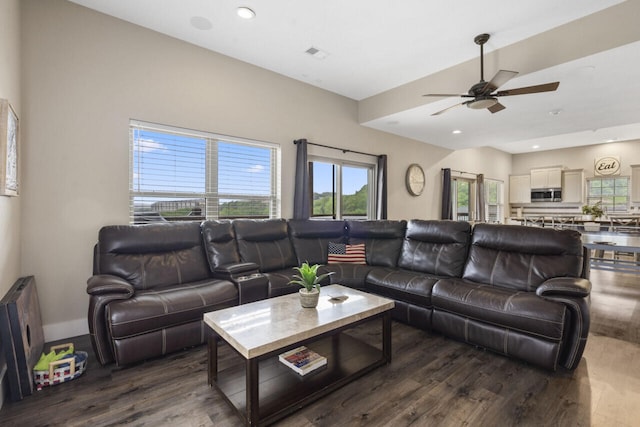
[129,121,279,223]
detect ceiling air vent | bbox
[305,46,328,60]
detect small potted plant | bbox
[581,201,604,220]
[581,201,604,232]
[290,262,333,308]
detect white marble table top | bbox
[203,284,395,359]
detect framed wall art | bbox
[0,98,19,196]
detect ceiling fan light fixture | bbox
[467,96,498,110]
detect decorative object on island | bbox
[278,346,327,375]
[0,98,19,196]
[289,262,333,308]
[581,201,604,220]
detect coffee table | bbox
[204,284,394,426]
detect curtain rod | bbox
[443,168,478,176]
[294,139,382,158]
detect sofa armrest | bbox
[87,274,135,297]
[536,277,591,370]
[536,277,591,298]
[86,275,135,366]
[212,262,260,280]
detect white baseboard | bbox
[43,318,88,342]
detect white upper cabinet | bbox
[530,167,562,189]
[509,174,531,204]
[562,169,584,203]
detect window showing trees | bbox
[129,121,280,223]
[310,159,373,220]
[485,179,504,223]
[586,177,629,213]
[452,178,473,221]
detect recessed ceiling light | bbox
[237,7,255,19]
[452,129,462,134]
[532,145,540,149]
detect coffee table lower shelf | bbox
[210,330,388,426]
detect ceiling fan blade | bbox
[496,82,559,97]
[431,102,465,116]
[488,102,506,114]
[423,93,473,98]
[481,70,519,93]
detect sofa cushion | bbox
[234,219,298,272]
[432,278,567,340]
[201,220,241,270]
[288,220,346,265]
[346,220,407,267]
[366,268,439,307]
[263,269,300,298]
[463,223,585,292]
[327,242,366,264]
[321,264,379,290]
[397,220,471,277]
[106,278,238,339]
[97,222,212,291]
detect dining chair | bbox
[609,216,640,262]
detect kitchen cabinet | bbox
[632,164,640,203]
[562,169,584,203]
[509,174,531,204]
[530,167,562,189]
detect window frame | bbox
[308,155,377,220]
[129,120,281,223]
[586,175,630,213]
[484,178,504,223]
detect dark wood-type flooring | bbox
[1,269,638,426]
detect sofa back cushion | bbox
[288,220,346,265]
[398,220,471,276]
[233,219,297,272]
[463,223,585,292]
[346,220,407,267]
[201,220,241,270]
[96,222,211,291]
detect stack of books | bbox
[279,346,327,375]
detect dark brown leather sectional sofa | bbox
[87,218,591,371]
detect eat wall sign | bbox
[594,156,621,176]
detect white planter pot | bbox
[299,288,320,308]
[583,222,600,232]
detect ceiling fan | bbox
[423,33,559,116]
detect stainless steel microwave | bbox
[531,188,562,202]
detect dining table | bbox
[581,231,640,274]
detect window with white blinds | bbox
[129,120,280,224]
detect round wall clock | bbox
[405,163,425,196]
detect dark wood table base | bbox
[208,311,392,426]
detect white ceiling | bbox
[69,0,640,154]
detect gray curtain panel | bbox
[476,173,485,222]
[293,139,310,219]
[441,168,452,220]
[376,155,388,220]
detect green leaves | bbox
[290,262,333,292]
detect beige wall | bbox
[512,140,640,180]
[512,140,640,209]
[0,0,21,299]
[20,0,513,340]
